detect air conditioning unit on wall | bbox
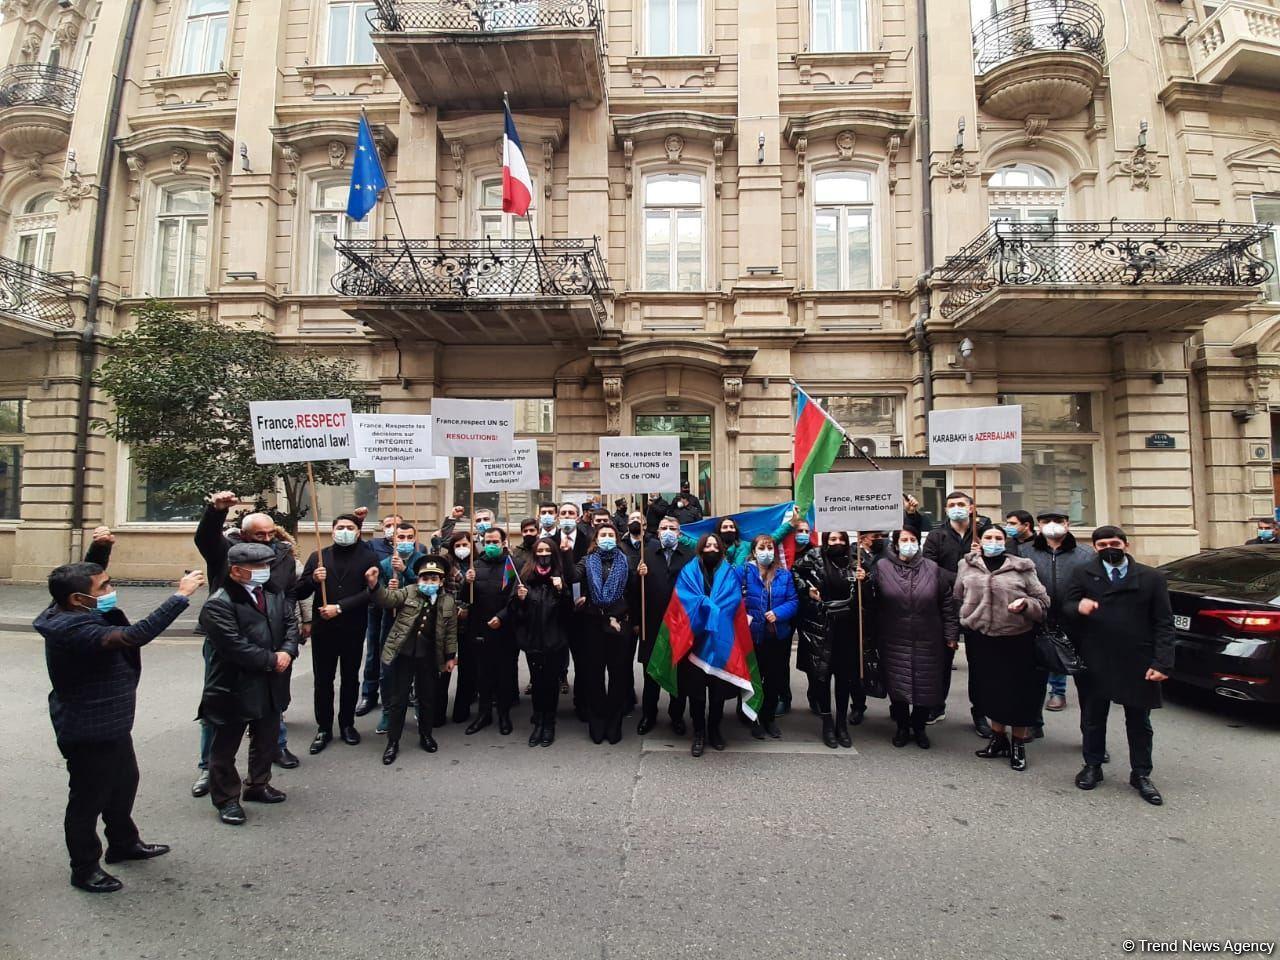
[848,434,896,458]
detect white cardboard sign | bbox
[250,399,354,465]
[374,461,450,483]
[598,437,681,494]
[474,439,541,492]
[430,398,515,458]
[928,405,1023,466]
[348,414,436,470]
[813,470,904,532]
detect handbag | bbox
[1034,622,1085,675]
[861,641,887,699]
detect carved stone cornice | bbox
[115,126,233,202]
[782,108,912,147]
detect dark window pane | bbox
[0,400,23,433]
[1162,550,1280,601]
[0,444,20,519]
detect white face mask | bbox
[249,567,271,585]
[383,526,396,540]
[898,541,919,559]
[1042,522,1067,540]
[333,529,357,547]
[454,546,471,560]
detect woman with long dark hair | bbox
[717,517,751,567]
[511,537,571,747]
[443,531,476,724]
[570,522,638,744]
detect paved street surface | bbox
[2,616,1278,960]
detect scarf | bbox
[585,550,629,606]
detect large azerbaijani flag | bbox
[793,383,845,527]
[647,559,763,719]
[683,500,802,568]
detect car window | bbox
[1161,551,1280,600]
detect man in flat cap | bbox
[366,554,457,765]
[198,542,300,825]
[1025,509,1096,717]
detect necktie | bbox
[1110,567,1121,585]
[252,587,266,614]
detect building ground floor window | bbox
[635,412,712,515]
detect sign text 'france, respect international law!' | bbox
[250,399,355,465]
[474,439,541,492]
[430,398,516,458]
[813,470,905,532]
[348,414,436,471]
[598,437,681,494]
[927,405,1023,466]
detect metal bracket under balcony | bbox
[369,0,607,108]
[935,220,1275,336]
[972,0,1105,120]
[334,237,610,344]
[0,253,76,343]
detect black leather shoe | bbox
[497,712,513,736]
[976,734,1011,759]
[636,715,656,736]
[1009,738,1027,772]
[1130,773,1163,806]
[465,713,492,735]
[420,735,438,753]
[70,868,122,893]
[382,741,399,765]
[355,697,377,717]
[763,719,782,739]
[607,721,623,745]
[915,730,931,750]
[191,770,210,797]
[274,747,299,769]
[708,725,726,751]
[242,784,287,803]
[972,713,994,739]
[588,718,605,744]
[1075,764,1104,790]
[339,726,361,746]
[821,714,838,749]
[529,723,544,747]
[539,723,555,747]
[452,707,471,725]
[691,734,705,757]
[850,707,866,727]
[835,717,853,749]
[309,730,332,755]
[670,717,687,736]
[750,721,766,741]
[104,841,170,864]
[217,801,246,826]
[892,725,911,748]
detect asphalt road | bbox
[2,624,1278,960]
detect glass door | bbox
[635,412,712,515]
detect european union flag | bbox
[346,113,386,222]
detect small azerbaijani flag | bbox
[793,382,846,528]
[501,98,533,217]
[502,554,521,590]
[346,112,386,222]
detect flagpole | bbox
[788,378,882,471]
[358,105,426,293]
[504,91,547,294]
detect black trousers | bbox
[58,736,140,874]
[312,627,365,731]
[450,632,478,720]
[528,650,562,720]
[1080,687,1154,775]
[640,674,688,723]
[890,699,939,733]
[757,636,792,723]
[475,630,516,715]
[679,658,728,734]
[816,641,864,719]
[941,643,979,717]
[208,716,277,807]
[386,654,437,743]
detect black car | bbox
[1160,545,1280,704]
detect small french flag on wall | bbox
[571,460,593,471]
[502,97,533,217]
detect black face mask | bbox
[522,534,537,549]
[869,539,886,556]
[827,543,849,559]
[1098,547,1126,566]
[720,530,738,546]
[628,521,642,536]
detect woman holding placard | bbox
[953,526,1050,771]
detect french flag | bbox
[502,100,533,217]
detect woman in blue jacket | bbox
[744,534,799,739]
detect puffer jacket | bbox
[875,550,958,705]
[374,585,458,670]
[1025,532,1095,625]
[744,561,799,645]
[792,548,873,684]
[953,553,1049,636]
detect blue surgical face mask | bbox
[539,514,556,530]
[475,520,492,535]
[395,541,415,556]
[559,517,576,532]
[659,530,678,549]
[795,532,810,547]
[947,507,970,523]
[596,536,616,552]
[249,567,271,585]
[334,529,357,547]
[95,591,118,614]
[418,582,440,598]
[756,549,775,565]
[1004,525,1020,539]
[898,541,920,559]
[1259,528,1276,542]
[982,541,1005,557]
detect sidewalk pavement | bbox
[0,582,205,634]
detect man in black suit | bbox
[1065,525,1175,806]
[635,515,694,735]
[199,542,301,826]
[35,561,204,892]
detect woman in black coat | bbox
[511,538,572,747]
[875,529,958,749]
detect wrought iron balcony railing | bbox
[371,0,603,36]
[0,253,76,330]
[972,0,1105,73]
[936,219,1276,320]
[333,237,610,329]
[0,63,81,112]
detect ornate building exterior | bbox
[0,0,1277,579]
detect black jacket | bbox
[465,552,516,640]
[793,548,874,684]
[297,540,378,639]
[1064,557,1176,709]
[922,517,992,574]
[36,595,190,743]
[670,494,703,526]
[194,503,297,598]
[635,538,695,656]
[555,524,593,564]
[645,497,670,531]
[198,585,300,724]
[512,577,573,655]
[571,550,640,623]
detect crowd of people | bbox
[39,483,1182,893]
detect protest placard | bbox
[430,399,515,458]
[474,439,540,492]
[374,461,449,483]
[927,406,1023,465]
[598,437,681,493]
[349,414,435,470]
[813,470,904,532]
[250,399,354,465]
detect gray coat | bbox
[954,553,1049,637]
[875,551,959,705]
[1025,533,1095,626]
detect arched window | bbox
[987,162,1063,223]
[813,171,874,290]
[643,173,703,291]
[152,184,211,297]
[474,175,537,241]
[309,179,371,293]
[11,193,58,272]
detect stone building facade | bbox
[0,0,1278,580]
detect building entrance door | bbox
[634,412,713,516]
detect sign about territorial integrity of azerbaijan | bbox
[430,398,515,458]
[927,405,1023,465]
[474,439,541,492]
[813,470,904,532]
[250,399,354,465]
[598,437,681,494]
[348,414,436,471]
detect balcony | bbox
[0,64,81,158]
[972,0,1105,121]
[369,0,607,109]
[333,237,610,343]
[1188,1,1280,89]
[935,220,1275,335]
[0,253,76,345]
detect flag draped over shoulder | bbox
[346,113,386,222]
[793,386,844,527]
[646,560,763,719]
[683,500,800,566]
